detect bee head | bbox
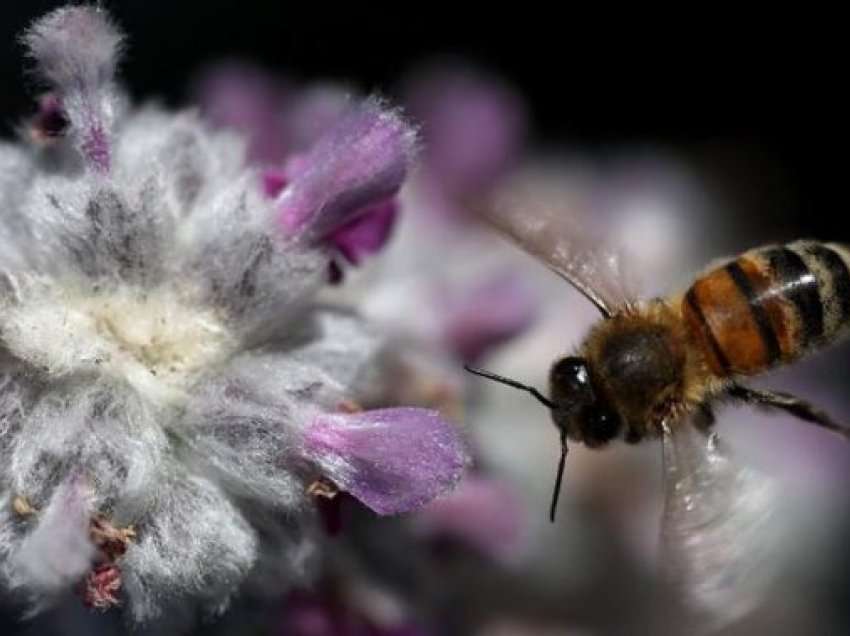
[549,356,622,448]
[463,360,621,522]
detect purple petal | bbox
[327,199,399,266]
[405,68,526,196]
[277,98,417,244]
[262,167,289,198]
[440,272,538,363]
[23,6,124,173]
[267,170,400,270]
[195,61,290,164]
[414,476,525,563]
[303,408,469,515]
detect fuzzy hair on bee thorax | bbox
[577,301,694,443]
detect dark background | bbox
[0,2,845,243]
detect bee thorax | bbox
[583,311,686,441]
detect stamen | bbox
[12,496,37,518]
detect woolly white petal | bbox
[0,144,36,272]
[121,473,257,622]
[21,181,168,284]
[182,379,306,511]
[281,307,387,397]
[0,352,37,458]
[8,377,167,512]
[23,7,122,90]
[182,310,384,508]
[113,108,248,220]
[237,508,318,600]
[0,492,14,577]
[179,176,327,344]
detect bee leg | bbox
[728,383,850,440]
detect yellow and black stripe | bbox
[682,241,850,377]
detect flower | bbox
[357,65,532,349]
[403,67,526,201]
[193,61,290,165]
[196,65,403,281]
[0,6,468,623]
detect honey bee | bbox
[466,192,850,623]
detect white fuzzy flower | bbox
[0,6,468,623]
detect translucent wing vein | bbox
[484,175,637,316]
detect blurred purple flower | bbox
[352,66,537,365]
[280,591,429,636]
[195,61,289,164]
[414,476,525,563]
[197,66,352,164]
[197,65,409,279]
[405,67,526,199]
[284,85,353,152]
[281,593,340,636]
[439,271,537,364]
[368,66,528,339]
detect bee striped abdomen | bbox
[682,241,850,377]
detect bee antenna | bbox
[549,429,569,522]
[463,365,557,410]
[463,365,569,521]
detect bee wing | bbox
[484,177,639,318]
[660,413,780,628]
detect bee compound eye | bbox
[550,357,594,403]
[581,404,622,444]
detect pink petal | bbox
[264,170,398,281]
[303,408,469,515]
[441,272,538,363]
[278,98,416,244]
[327,198,399,266]
[262,167,289,198]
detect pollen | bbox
[1,282,235,402]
